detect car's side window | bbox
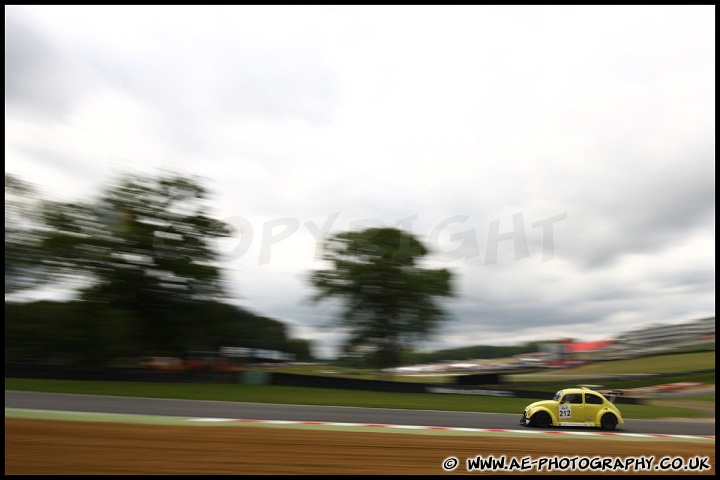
[585,393,603,405]
[562,393,582,404]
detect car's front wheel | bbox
[534,411,552,428]
[600,413,618,431]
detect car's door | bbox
[558,393,584,424]
[583,392,605,425]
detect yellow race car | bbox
[520,386,624,431]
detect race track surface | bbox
[5,417,715,475]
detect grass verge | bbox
[5,377,711,420]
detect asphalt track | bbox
[4,390,715,438]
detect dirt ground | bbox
[4,418,715,475]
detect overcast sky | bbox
[5,5,715,359]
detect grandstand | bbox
[614,316,715,348]
[533,316,715,365]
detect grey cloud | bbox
[95,39,342,126]
[440,302,602,341]
[12,143,104,183]
[553,149,715,270]
[86,41,344,159]
[7,10,342,147]
[213,47,341,125]
[5,14,80,122]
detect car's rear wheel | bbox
[534,411,552,428]
[600,413,618,431]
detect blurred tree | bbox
[6,171,319,365]
[284,338,314,363]
[5,173,50,294]
[309,227,455,370]
[5,301,139,365]
[37,171,234,355]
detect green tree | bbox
[309,227,455,370]
[5,173,49,294]
[37,171,234,355]
[5,301,139,365]
[6,171,318,365]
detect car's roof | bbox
[559,387,601,394]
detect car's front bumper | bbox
[520,414,531,426]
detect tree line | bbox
[6,169,521,370]
[6,171,313,365]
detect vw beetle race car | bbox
[520,386,624,431]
